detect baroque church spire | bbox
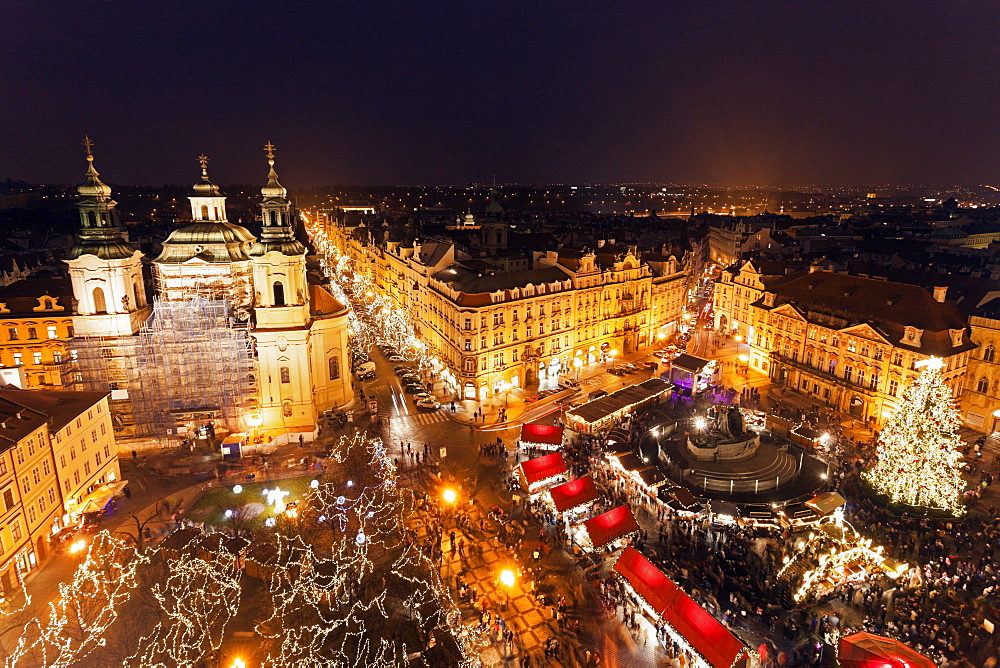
[68,137,134,260]
[250,142,306,257]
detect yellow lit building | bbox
[316,207,688,401]
[960,300,1000,433]
[0,389,121,524]
[0,278,75,388]
[0,396,61,599]
[745,268,974,428]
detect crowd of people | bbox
[532,387,1000,667]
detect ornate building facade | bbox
[67,146,351,441]
[319,208,688,402]
[744,267,974,428]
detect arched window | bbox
[985,345,995,363]
[273,281,285,306]
[270,210,279,226]
[200,204,209,220]
[280,366,290,384]
[92,287,107,314]
[978,376,989,393]
[87,211,97,227]
[329,356,340,380]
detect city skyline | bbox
[4,2,1000,187]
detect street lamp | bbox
[694,416,707,431]
[442,488,457,505]
[499,569,516,588]
[573,357,583,381]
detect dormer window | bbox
[902,326,923,347]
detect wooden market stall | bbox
[518,452,568,494]
[564,379,670,434]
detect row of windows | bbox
[6,324,66,341]
[0,349,65,367]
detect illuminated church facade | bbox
[65,143,352,442]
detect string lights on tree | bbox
[862,357,967,515]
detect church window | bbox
[978,376,990,393]
[329,356,340,380]
[200,205,209,220]
[92,287,107,314]
[985,345,995,363]
[273,282,285,307]
[280,366,290,383]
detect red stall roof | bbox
[664,589,751,668]
[584,505,640,548]
[548,476,600,512]
[838,632,935,668]
[520,423,564,446]
[614,547,751,668]
[520,452,567,485]
[613,546,679,614]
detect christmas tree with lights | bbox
[863,357,966,515]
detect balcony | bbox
[769,352,879,398]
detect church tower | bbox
[65,137,150,337]
[479,187,508,249]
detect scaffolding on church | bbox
[70,296,258,441]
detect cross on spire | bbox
[264,141,276,163]
[198,154,210,176]
[83,136,94,161]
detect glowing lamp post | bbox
[499,569,516,588]
[574,357,583,380]
[694,416,707,431]
[442,488,457,505]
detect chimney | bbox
[933,286,948,303]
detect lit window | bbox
[47,326,58,339]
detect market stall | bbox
[805,491,846,518]
[564,379,670,434]
[517,452,568,494]
[659,486,704,517]
[519,423,565,452]
[708,500,740,525]
[548,476,600,514]
[838,632,935,668]
[613,547,754,668]
[582,505,640,550]
[664,353,718,397]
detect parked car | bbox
[524,394,542,403]
[642,361,659,370]
[358,371,376,382]
[558,378,580,389]
[589,390,608,400]
[403,383,423,394]
[388,355,406,363]
[413,392,432,401]
[415,397,441,410]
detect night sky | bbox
[3,2,999,187]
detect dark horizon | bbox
[4,2,999,188]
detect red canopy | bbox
[839,632,936,668]
[584,505,640,548]
[520,452,567,486]
[613,546,679,614]
[613,547,752,668]
[663,589,751,668]
[548,476,600,512]
[520,423,564,446]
